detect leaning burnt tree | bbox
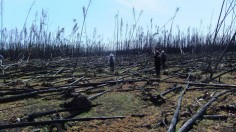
[206,0,236,81]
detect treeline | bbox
[0,0,235,60]
[1,20,235,60]
[0,23,235,60]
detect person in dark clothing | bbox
[153,48,161,77]
[108,53,115,72]
[0,54,4,75]
[0,54,4,66]
[160,50,167,70]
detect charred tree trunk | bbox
[167,83,190,132]
[178,90,230,132]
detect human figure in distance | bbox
[153,47,161,77]
[0,54,4,75]
[0,54,4,66]
[108,53,115,72]
[160,50,167,70]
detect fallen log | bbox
[203,115,236,120]
[115,88,148,92]
[0,91,39,103]
[51,77,75,85]
[0,116,126,129]
[150,86,185,106]
[0,78,171,103]
[0,87,68,103]
[68,76,85,85]
[219,104,236,112]
[167,83,190,132]
[0,78,122,103]
[88,89,111,100]
[178,90,231,132]
[0,89,35,96]
[188,87,236,90]
[21,105,99,122]
[53,67,64,77]
[160,86,183,97]
[161,80,236,89]
[0,79,119,103]
[76,84,108,93]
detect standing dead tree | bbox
[209,31,236,80]
[0,0,3,50]
[78,0,91,56]
[207,0,236,81]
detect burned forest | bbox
[0,51,236,131]
[0,0,236,131]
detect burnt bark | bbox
[178,90,230,132]
[167,83,190,132]
[0,116,126,129]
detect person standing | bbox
[108,53,115,72]
[0,54,4,75]
[0,54,4,66]
[160,50,167,70]
[153,48,161,77]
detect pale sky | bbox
[2,0,228,41]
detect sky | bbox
[2,0,229,41]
